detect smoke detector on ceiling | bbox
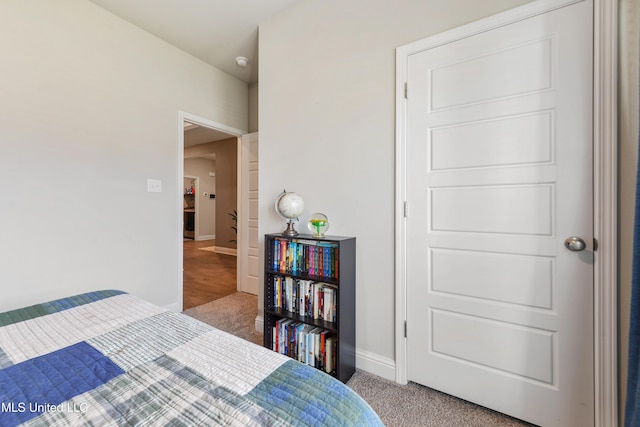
[235,56,250,68]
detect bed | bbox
[0,290,383,426]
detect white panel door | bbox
[238,132,259,295]
[405,1,593,426]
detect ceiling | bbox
[86,0,301,84]
[184,122,232,148]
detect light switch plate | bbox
[147,179,162,193]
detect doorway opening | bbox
[178,112,246,311]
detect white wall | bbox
[248,83,259,133]
[259,0,533,376]
[0,0,247,312]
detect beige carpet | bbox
[183,291,262,346]
[348,370,532,427]
[182,292,531,427]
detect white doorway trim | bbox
[592,0,618,425]
[177,111,246,312]
[394,0,617,425]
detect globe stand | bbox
[282,220,299,236]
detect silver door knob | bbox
[564,236,586,252]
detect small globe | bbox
[276,192,304,220]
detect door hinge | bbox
[403,201,408,218]
[404,82,408,99]
[404,321,407,338]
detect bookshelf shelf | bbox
[263,269,340,286]
[263,233,356,383]
[265,307,339,333]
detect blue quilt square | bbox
[0,341,123,427]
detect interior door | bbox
[238,132,259,295]
[404,1,594,426]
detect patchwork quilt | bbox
[0,290,383,426]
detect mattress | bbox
[0,290,383,426]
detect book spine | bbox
[307,329,314,367]
[323,287,331,322]
[298,280,304,317]
[272,277,276,309]
[288,322,295,358]
[273,239,278,271]
[314,331,321,368]
[330,247,335,278]
[308,282,314,318]
[273,326,277,352]
[326,337,335,374]
[313,284,320,320]
[303,244,309,275]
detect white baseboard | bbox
[356,348,396,382]
[214,247,237,256]
[163,302,180,313]
[196,235,215,241]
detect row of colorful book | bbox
[272,318,336,374]
[269,238,339,279]
[272,275,337,323]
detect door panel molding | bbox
[394,0,617,425]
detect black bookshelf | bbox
[263,233,356,383]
